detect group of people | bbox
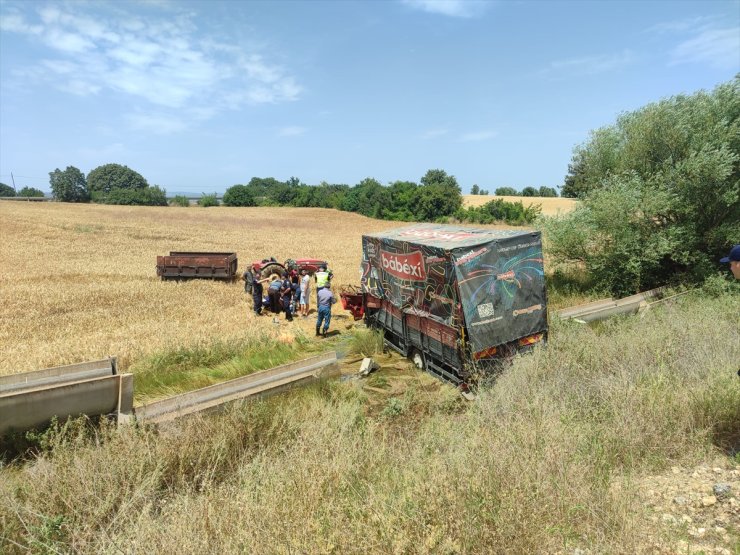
[244,263,337,337]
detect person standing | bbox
[268,274,282,314]
[316,285,336,337]
[280,272,294,321]
[299,268,311,317]
[720,245,740,280]
[243,266,254,295]
[314,264,332,303]
[250,267,268,316]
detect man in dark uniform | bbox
[280,272,294,321]
[251,266,268,316]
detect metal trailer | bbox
[343,223,548,386]
[156,252,238,280]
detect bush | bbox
[223,185,256,207]
[197,193,219,207]
[94,186,168,206]
[556,77,739,290]
[18,187,45,197]
[495,186,517,196]
[0,182,15,196]
[170,195,190,207]
[543,174,677,296]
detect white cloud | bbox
[277,126,307,137]
[458,130,497,142]
[541,50,635,77]
[669,26,740,70]
[1,3,303,133]
[421,129,448,139]
[127,112,189,135]
[646,17,739,71]
[402,0,488,18]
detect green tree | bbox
[480,189,489,195]
[550,76,740,293]
[495,186,518,196]
[18,187,45,197]
[99,186,167,206]
[87,163,148,195]
[49,166,89,202]
[223,185,256,206]
[470,184,480,195]
[171,195,190,207]
[538,186,558,197]
[0,183,16,196]
[388,180,418,220]
[342,178,391,218]
[521,186,538,197]
[415,169,462,220]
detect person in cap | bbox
[720,245,740,280]
[316,284,337,337]
[314,263,333,304]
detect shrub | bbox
[557,77,739,290]
[0,182,15,196]
[197,193,219,207]
[95,186,168,206]
[170,195,190,207]
[223,185,256,207]
[18,186,45,197]
[495,186,518,196]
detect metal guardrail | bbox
[0,357,118,393]
[556,287,669,323]
[0,353,340,436]
[135,352,339,425]
[0,358,133,436]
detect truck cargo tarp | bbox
[361,224,547,354]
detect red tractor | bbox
[243,258,329,294]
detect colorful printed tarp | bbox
[361,223,547,354]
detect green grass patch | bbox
[131,334,307,402]
[346,327,384,357]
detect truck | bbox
[341,223,548,386]
[156,252,238,280]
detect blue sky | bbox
[1,0,738,195]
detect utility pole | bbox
[11,172,16,193]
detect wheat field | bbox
[0,202,406,375]
[463,194,578,215]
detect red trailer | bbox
[156,252,238,280]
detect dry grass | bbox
[0,203,403,375]
[463,194,579,216]
[1,292,737,553]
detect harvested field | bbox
[0,202,519,376]
[463,194,578,216]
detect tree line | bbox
[45,164,168,205]
[0,183,45,197]
[219,170,540,225]
[470,184,558,197]
[27,164,541,225]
